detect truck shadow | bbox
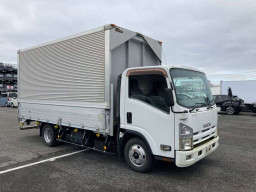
[84,150,211,177]
[17,135,215,178]
[151,160,205,176]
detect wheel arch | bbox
[119,129,153,157]
[39,122,50,137]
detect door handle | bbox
[127,112,132,124]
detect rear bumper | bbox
[175,136,219,167]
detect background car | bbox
[0,92,8,107]
[252,102,256,113]
[3,92,17,107]
[8,96,18,108]
[214,95,245,115]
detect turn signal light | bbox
[162,157,172,162]
[160,145,171,151]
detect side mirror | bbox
[165,88,174,107]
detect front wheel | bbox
[226,106,235,115]
[124,138,155,173]
[42,124,57,147]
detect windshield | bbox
[9,93,17,98]
[170,68,213,108]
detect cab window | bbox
[221,95,229,101]
[214,95,220,103]
[129,74,169,113]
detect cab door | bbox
[122,69,175,158]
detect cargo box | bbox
[18,24,162,136]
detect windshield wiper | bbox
[189,103,205,113]
[207,100,215,109]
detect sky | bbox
[1,0,256,84]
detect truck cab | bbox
[118,66,219,171]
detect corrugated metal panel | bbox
[19,31,105,103]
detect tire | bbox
[226,106,235,115]
[124,137,155,173]
[42,124,57,147]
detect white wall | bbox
[211,85,221,95]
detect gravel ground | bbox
[0,108,255,192]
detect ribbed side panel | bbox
[19,31,105,103]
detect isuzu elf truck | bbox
[18,24,219,172]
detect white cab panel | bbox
[122,75,175,158]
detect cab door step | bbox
[20,125,38,130]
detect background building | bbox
[210,84,221,95]
[0,62,17,93]
[221,80,256,104]
[210,80,256,104]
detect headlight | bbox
[179,123,193,150]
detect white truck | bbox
[18,24,219,172]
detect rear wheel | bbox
[226,106,235,115]
[124,137,155,173]
[42,124,57,147]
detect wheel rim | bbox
[44,128,52,143]
[129,144,146,167]
[226,107,234,114]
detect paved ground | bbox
[0,108,256,192]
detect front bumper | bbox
[175,136,219,167]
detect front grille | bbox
[202,128,210,132]
[193,136,216,148]
[193,125,217,145]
